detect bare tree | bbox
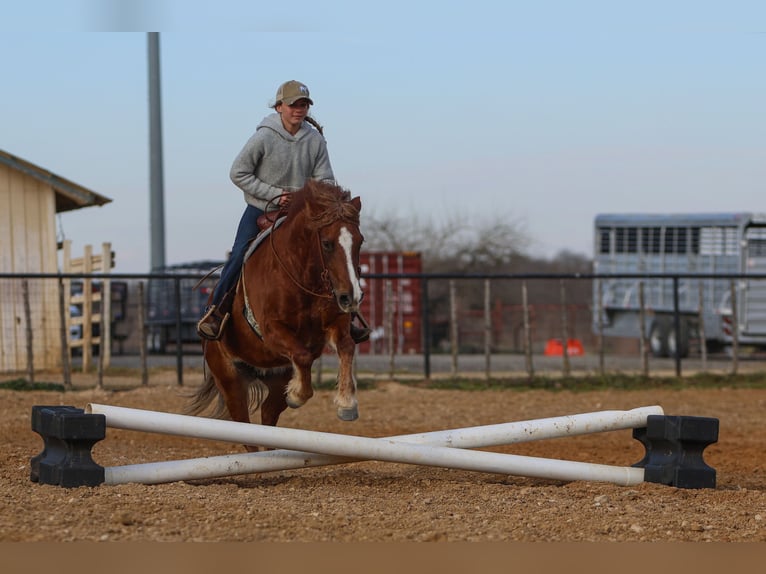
[361,209,530,272]
[360,210,594,353]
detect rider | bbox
[197,80,371,344]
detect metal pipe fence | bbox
[2,271,765,388]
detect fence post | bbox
[559,279,570,377]
[483,278,491,380]
[638,282,649,378]
[174,277,183,386]
[57,278,72,390]
[100,242,112,369]
[22,279,34,385]
[386,279,395,379]
[597,279,605,375]
[82,244,93,372]
[672,277,682,377]
[522,281,534,378]
[449,279,458,378]
[730,279,739,375]
[421,277,431,381]
[698,282,707,372]
[138,281,148,386]
[96,327,104,390]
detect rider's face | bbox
[277,98,310,135]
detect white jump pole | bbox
[86,404,662,486]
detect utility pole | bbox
[147,32,166,271]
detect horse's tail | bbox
[182,361,226,418]
[182,357,281,420]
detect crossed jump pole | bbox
[29,404,719,489]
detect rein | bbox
[268,224,335,300]
[257,193,332,299]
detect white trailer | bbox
[592,213,766,357]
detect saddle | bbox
[256,207,289,232]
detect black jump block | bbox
[30,406,106,488]
[633,415,719,489]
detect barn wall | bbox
[0,163,62,372]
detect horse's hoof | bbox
[285,393,306,409]
[337,405,359,421]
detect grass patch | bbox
[0,379,67,392]
[360,371,766,392]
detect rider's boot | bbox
[350,312,372,344]
[197,289,234,341]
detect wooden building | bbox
[0,149,111,372]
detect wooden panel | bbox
[10,167,28,274]
[0,165,13,370]
[0,164,13,272]
[35,189,61,368]
[22,176,44,271]
[4,168,26,369]
[0,167,62,371]
[30,181,60,367]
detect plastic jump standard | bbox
[29,404,718,489]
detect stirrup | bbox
[197,305,231,341]
[350,324,372,344]
[350,311,371,344]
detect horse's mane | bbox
[289,180,360,231]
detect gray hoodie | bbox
[229,113,335,211]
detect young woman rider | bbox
[197,80,370,344]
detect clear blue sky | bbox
[2,1,764,272]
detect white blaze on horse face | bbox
[339,226,362,304]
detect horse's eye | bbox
[322,240,334,251]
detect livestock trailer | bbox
[592,212,766,357]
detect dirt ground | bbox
[1,370,765,542]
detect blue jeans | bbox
[211,204,264,305]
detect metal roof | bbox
[594,212,766,227]
[0,148,112,213]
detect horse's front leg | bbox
[261,322,315,409]
[330,327,359,421]
[285,352,314,409]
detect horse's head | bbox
[299,180,364,313]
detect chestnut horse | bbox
[186,180,364,449]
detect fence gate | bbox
[62,240,113,371]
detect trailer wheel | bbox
[667,321,690,359]
[649,320,669,357]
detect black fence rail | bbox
[1,271,765,388]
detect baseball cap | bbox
[275,80,314,106]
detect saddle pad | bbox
[243,216,286,262]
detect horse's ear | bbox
[352,196,362,212]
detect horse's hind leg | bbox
[259,369,291,426]
[205,347,260,450]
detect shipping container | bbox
[358,251,423,354]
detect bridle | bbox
[264,193,359,301]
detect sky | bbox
[1,1,764,273]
